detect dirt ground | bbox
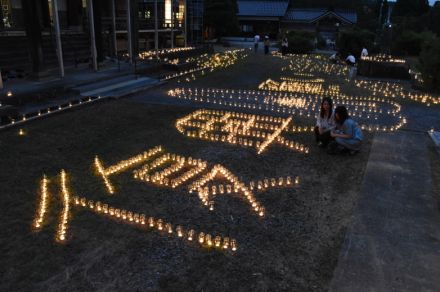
[0,52,375,291]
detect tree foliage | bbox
[392,0,430,17]
[285,30,315,54]
[429,2,440,36]
[204,0,239,37]
[391,30,436,56]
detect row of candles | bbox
[199,175,300,197]
[138,46,196,60]
[32,170,237,251]
[355,80,439,106]
[258,78,341,99]
[0,96,103,131]
[72,196,237,251]
[360,54,406,64]
[175,109,310,154]
[168,88,406,133]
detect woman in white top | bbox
[314,97,335,147]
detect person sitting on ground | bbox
[314,97,335,147]
[345,53,356,66]
[328,106,363,155]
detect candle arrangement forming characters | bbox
[161,49,250,82]
[34,146,299,251]
[175,109,309,154]
[168,88,407,133]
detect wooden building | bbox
[237,0,357,42]
[0,0,203,77]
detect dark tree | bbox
[393,0,429,17]
[429,1,440,36]
[204,0,239,37]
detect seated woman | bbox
[314,97,335,147]
[330,106,363,154]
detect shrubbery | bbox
[391,30,436,56]
[336,28,375,57]
[418,38,440,91]
[285,31,315,54]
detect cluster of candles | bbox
[33,175,49,229]
[130,149,267,216]
[175,109,310,154]
[189,164,265,216]
[274,53,349,78]
[258,78,341,96]
[360,54,406,64]
[72,196,237,251]
[133,153,208,189]
[161,49,249,82]
[94,146,163,194]
[138,47,196,60]
[168,88,406,133]
[355,80,439,106]
[0,96,104,131]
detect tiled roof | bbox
[237,0,289,17]
[283,8,357,24]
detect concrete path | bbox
[329,131,440,292]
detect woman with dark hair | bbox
[329,105,363,154]
[314,97,335,147]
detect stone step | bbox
[76,76,161,98]
[329,131,440,292]
[72,75,136,92]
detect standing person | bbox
[281,36,288,55]
[254,34,260,53]
[346,53,356,80]
[329,105,363,155]
[314,97,335,147]
[264,36,270,55]
[361,47,368,58]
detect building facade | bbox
[237,0,356,41]
[0,0,203,76]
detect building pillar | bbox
[111,0,117,57]
[22,0,45,77]
[126,0,132,63]
[154,0,159,54]
[170,0,174,48]
[184,0,187,47]
[52,0,65,78]
[93,0,103,62]
[87,0,98,71]
[126,0,138,64]
[0,6,4,29]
